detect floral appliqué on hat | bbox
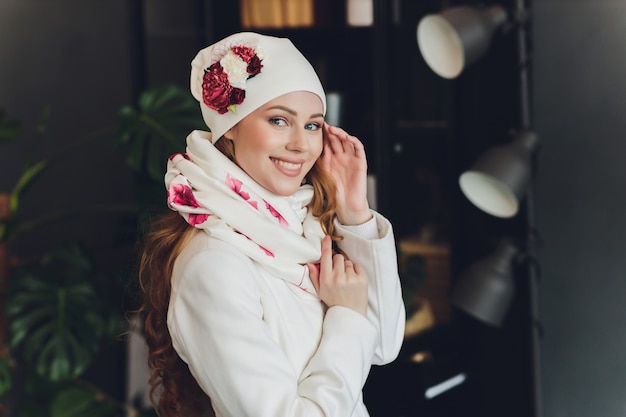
[202,45,265,114]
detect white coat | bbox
[167,211,406,417]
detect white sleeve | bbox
[335,210,406,365]
[167,244,378,417]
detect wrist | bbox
[337,209,372,226]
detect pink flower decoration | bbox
[202,45,264,114]
[232,46,263,77]
[226,174,258,209]
[168,183,210,226]
[264,200,288,226]
[168,183,201,208]
[187,213,209,226]
[202,65,234,114]
[258,244,274,258]
[169,152,190,161]
[232,45,255,62]
[295,267,313,292]
[237,231,275,258]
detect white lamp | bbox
[417,5,507,79]
[459,129,538,218]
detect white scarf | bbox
[165,130,324,297]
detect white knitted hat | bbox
[190,32,326,143]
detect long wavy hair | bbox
[137,137,339,417]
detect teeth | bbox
[273,159,301,169]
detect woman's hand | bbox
[322,124,372,225]
[308,235,368,317]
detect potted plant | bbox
[0,84,203,417]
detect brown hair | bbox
[137,137,339,417]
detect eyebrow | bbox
[266,105,324,119]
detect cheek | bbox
[312,136,324,158]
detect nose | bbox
[285,127,308,152]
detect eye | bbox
[305,122,322,131]
[269,117,287,127]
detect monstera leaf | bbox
[50,386,119,417]
[116,84,204,183]
[6,243,117,381]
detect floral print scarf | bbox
[165,130,324,297]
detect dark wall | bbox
[0,0,141,403]
[0,0,136,258]
[533,0,626,416]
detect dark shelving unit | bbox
[142,1,534,415]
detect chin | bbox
[266,183,302,196]
[272,188,300,197]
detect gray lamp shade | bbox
[459,129,538,218]
[452,240,518,326]
[417,5,507,79]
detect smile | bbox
[271,158,302,170]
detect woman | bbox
[139,32,405,417]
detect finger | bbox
[327,124,347,136]
[320,235,333,280]
[324,125,344,154]
[331,127,352,154]
[325,124,354,154]
[333,253,346,271]
[328,125,361,155]
[342,141,355,155]
[322,143,332,164]
[338,132,364,157]
[344,259,353,271]
[344,135,365,157]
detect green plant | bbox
[1,84,202,417]
[0,107,48,243]
[8,244,118,381]
[5,243,129,417]
[116,84,204,183]
[115,84,205,231]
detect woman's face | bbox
[224,91,325,196]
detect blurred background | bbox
[1,0,626,416]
